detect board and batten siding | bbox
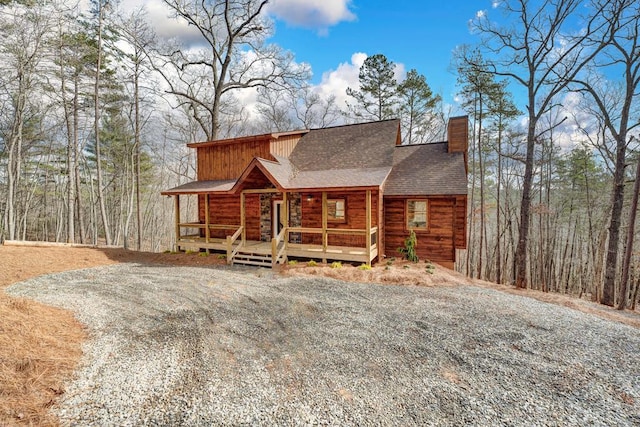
[196,140,273,181]
[383,196,466,267]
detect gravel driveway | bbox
[8,263,640,426]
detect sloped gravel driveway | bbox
[8,263,640,426]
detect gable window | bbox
[407,200,428,229]
[327,199,346,222]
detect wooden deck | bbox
[176,235,377,265]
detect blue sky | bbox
[131,0,491,112]
[268,0,484,105]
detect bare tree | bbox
[474,0,611,288]
[153,0,309,140]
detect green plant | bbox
[198,252,209,257]
[288,260,298,266]
[403,265,411,269]
[359,263,372,270]
[307,260,318,267]
[216,254,227,260]
[385,266,390,271]
[163,249,171,254]
[397,230,419,262]
[386,260,394,266]
[389,257,396,262]
[185,249,197,255]
[331,261,342,269]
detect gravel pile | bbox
[8,264,640,426]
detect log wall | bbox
[384,195,466,264]
[301,191,379,247]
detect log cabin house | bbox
[161,116,468,268]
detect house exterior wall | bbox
[384,195,466,266]
[300,190,379,248]
[197,194,260,240]
[196,140,273,180]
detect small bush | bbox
[385,265,390,271]
[163,249,171,254]
[359,263,372,270]
[386,260,394,266]
[198,252,209,257]
[185,249,197,255]
[331,261,342,269]
[403,265,411,269]
[389,257,396,262]
[397,230,419,262]
[288,260,298,266]
[216,254,227,260]
[307,260,318,267]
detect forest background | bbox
[0,0,638,308]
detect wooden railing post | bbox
[226,235,232,264]
[174,195,180,250]
[366,189,371,265]
[240,192,246,245]
[322,192,328,261]
[205,194,210,243]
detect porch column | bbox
[366,189,371,265]
[282,191,288,233]
[240,191,246,244]
[322,191,328,261]
[174,195,180,245]
[204,193,210,243]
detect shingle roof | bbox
[257,155,390,190]
[289,119,399,171]
[384,142,467,196]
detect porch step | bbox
[232,251,273,267]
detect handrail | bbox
[226,225,244,263]
[271,226,287,266]
[178,222,240,230]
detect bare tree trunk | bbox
[618,152,640,310]
[94,1,112,245]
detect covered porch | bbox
[169,188,379,267]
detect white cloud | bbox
[267,0,356,32]
[312,52,407,111]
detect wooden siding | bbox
[447,116,468,154]
[384,196,466,263]
[270,134,302,157]
[301,191,379,247]
[198,194,260,240]
[196,140,273,180]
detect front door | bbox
[273,200,284,237]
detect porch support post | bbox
[241,191,246,244]
[204,193,210,243]
[322,191,328,262]
[366,189,372,265]
[282,191,288,233]
[174,195,180,250]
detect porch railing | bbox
[271,226,288,267]
[226,226,243,263]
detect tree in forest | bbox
[397,69,441,144]
[473,0,612,289]
[346,53,398,122]
[153,0,309,140]
[0,1,50,241]
[569,0,640,306]
[118,8,156,250]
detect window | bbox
[407,200,428,229]
[327,199,346,222]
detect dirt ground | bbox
[1,243,638,426]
